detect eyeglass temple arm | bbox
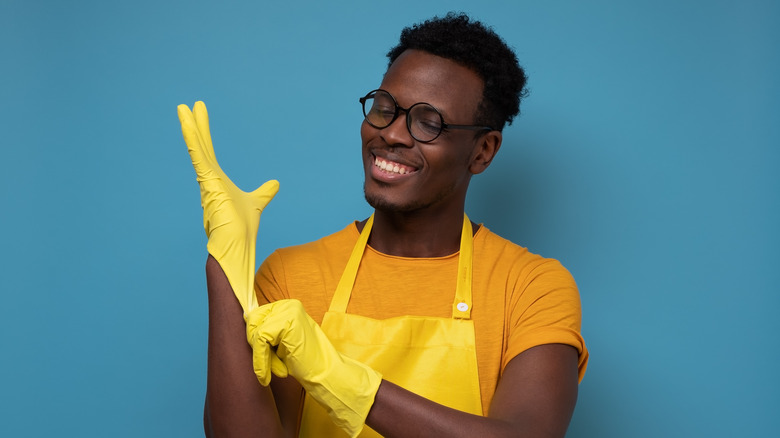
[444,123,494,131]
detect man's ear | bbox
[469,130,502,175]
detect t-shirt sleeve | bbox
[503,259,589,382]
[255,250,290,306]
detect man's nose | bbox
[380,111,414,147]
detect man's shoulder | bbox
[272,222,359,260]
[475,225,530,257]
[476,225,570,273]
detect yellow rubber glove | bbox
[178,101,279,313]
[246,299,383,438]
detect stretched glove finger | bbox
[192,101,218,164]
[178,104,215,181]
[250,180,280,211]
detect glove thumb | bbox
[270,354,288,379]
[250,179,280,210]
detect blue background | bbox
[2,1,778,436]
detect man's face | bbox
[361,49,487,214]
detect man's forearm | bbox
[204,255,284,437]
[366,344,579,438]
[366,380,517,438]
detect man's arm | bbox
[204,255,286,437]
[365,344,579,438]
[251,299,580,438]
[177,101,300,436]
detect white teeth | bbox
[374,157,411,175]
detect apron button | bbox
[457,302,469,312]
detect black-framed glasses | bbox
[359,89,494,143]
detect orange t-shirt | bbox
[255,222,588,411]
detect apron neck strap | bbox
[453,216,474,319]
[330,214,374,314]
[330,214,474,320]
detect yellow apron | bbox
[299,214,483,437]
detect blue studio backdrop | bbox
[1,1,778,436]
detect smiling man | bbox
[189,12,588,438]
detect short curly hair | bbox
[387,12,528,132]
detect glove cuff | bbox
[307,355,382,437]
[206,239,256,312]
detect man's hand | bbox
[178,101,279,312]
[246,299,382,438]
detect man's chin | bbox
[364,186,418,213]
[364,191,395,211]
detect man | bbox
[181,13,587,438]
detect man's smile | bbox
[373,156,418,175]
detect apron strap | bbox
[452,216,473,319]
[330,214,374,313]
[329,213,474,320]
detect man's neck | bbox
[359,208,470,258]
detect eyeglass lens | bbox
[362,90,445,142]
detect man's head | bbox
[361,13,525,215]
[386,12,528,133]
[361,49,489,213]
